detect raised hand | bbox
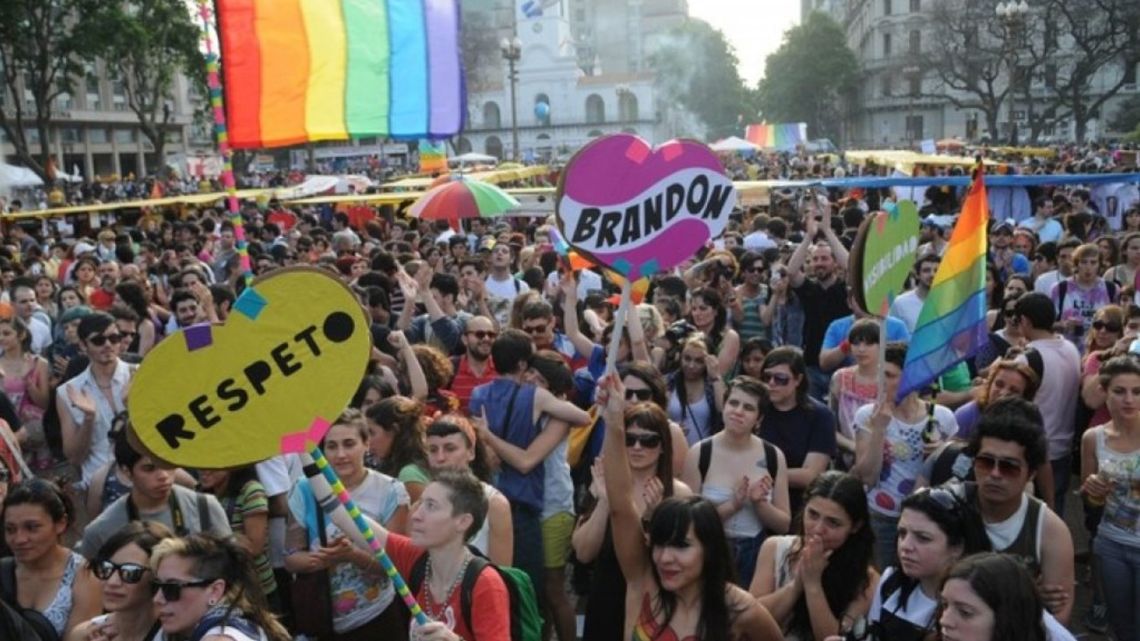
[67,385,97,418]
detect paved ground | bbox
[1064,482,1110,641]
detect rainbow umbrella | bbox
[409,175,520,229]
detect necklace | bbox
[422,550,472,622]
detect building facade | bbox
[0,61,210,180]
[459,0,688,160]
[814,0,1140,146]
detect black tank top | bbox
[966,482,1043,576]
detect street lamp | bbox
[996,0,1030,145]
[500,36,522,161]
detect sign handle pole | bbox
[303,445,430,626]
[877,313,888,405]
[605,280,634,376]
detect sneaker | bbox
[1083,604,1109,634]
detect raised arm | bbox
[599,375,650,583]
[786,215,816,289]
[560,271,598,358]
[389,331,427,400]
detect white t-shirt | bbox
[868,567,938,631]
[1034,270,1063,295]
[889,290,926,334]
[484,274,529,301]
[856,403,958,517]
[545,268,603,300]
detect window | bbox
[89,128,109,144]
[618,91,638,121]
[585,94,605,124]
[1044,20,1058,48]
[906,115,924,139]
[909,30,920,54]
[61,127,81,143]
[56,92,73,110]
[114,128,135,143]
[883,32,892,57]
[483,101,501,129]
[24,128,40,143]
[883,0,892,15]
[23,88,34,110]
[909,74,921,96]
[881,74,893,97]
[165,129,183,143]
[534,93,551,126]
[1125,62,1138,86]
[910,0,920,10]
[112,80,127,111]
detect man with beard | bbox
[448,315,498,410]
[954,397,1075,625]
[890,254,940,333]
[786,204,851,400]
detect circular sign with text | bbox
[850,200,921,317]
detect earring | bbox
[208,599,217,607]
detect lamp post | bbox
[996,0,1030,146]
[500,37,522,161]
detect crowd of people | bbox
[0,147,1136,641]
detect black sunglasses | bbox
[521,324,548,335]
[973,453,1025,477]
[93,560,149,584]
[625,433,662,448]
[151,578,215,601]
[911,486,963,512]
[86,333,123,347]
[760,372,792,386]
[625,389,653,402]
[466,330,497,341]
[1093,320,1122,333]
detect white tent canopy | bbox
[710,136,761,153]
[450,152,497,165]
[0,162,44,188]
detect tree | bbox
[648,19,757,141]
[922,0,1012,142]
[924,0,1140,144]
[757,11,858,144]
[1109,94,1140,135]
[86,0,204,173]
[0,0,99,182]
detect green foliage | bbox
[1110,94,1140,135]
[757,11,859,142]
[648,19,758,140]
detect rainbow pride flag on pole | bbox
[216,0,464,148]
[896,164,990,400]
[745,122,807,150]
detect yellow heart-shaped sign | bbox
[128,268,371,468]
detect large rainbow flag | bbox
[216,0,465,149]
[745,122,807,150]
[896,165,990,400]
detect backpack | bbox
[410,547,544,641]
[1055,278,1116,314]
[0,557,60,641]
[699,438,780,483]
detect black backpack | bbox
[0,557,60,641]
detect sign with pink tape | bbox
[128,268,371,468]
[555,134,735,281]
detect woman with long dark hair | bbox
[666,333,726,445]
[573,401,691,641]
[751,471,876,641]
[366,396,430,504]
[687,287,741,378]
[113,280,157,355]
[597,374,782,641]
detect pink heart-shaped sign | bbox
[556,134,735,281]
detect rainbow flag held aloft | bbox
[216,0,465,149]
[745,122,807,150]
[418,140,448,174]
[896,165,990,401]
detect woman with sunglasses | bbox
[1,480,101,639]
[751,471,876,641]
[667,333,726,446]
[1080,355,1140,641]
[861,488,991,641]
[1078,305,1130,435]
[573,400,691,641]
[974,295,1026,374]
[69,521,174,641]
[682,375,791,587]
[597,374,782,641]
[150,533,290,641]
[851,343,959,568]
[620,362,689,474]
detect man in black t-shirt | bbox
[785,201,851,400]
